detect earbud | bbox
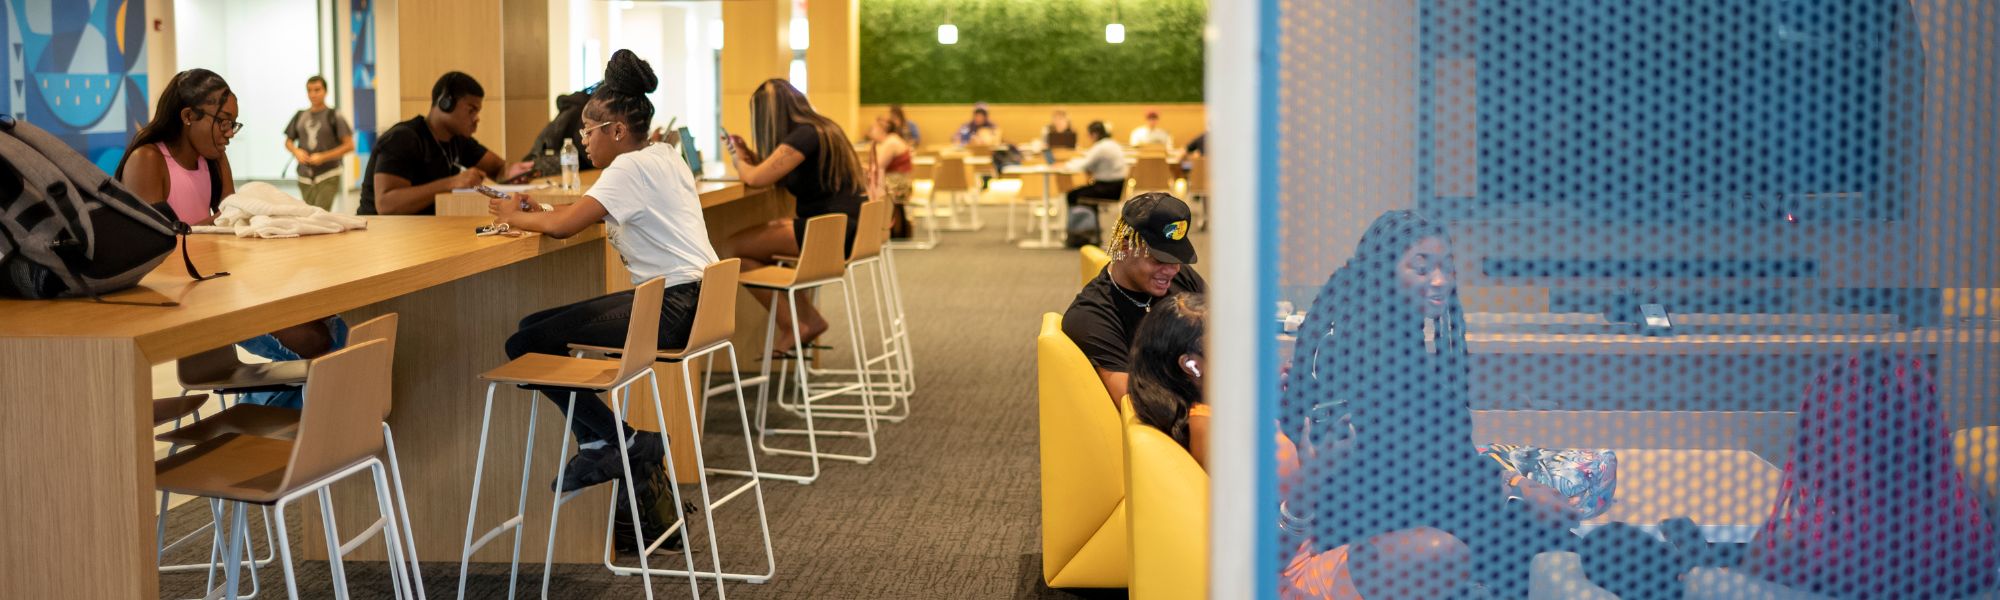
[1185,360,1201,378]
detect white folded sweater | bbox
[192,182,369,239]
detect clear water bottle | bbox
[559,138,580,190]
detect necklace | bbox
[1110,281,1153,313]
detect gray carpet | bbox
[158,217,1175,599]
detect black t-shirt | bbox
[777,124,864,223]
[357,116,489,215]
[1061,266,1208,373]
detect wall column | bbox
[807,0,860,137]
[721,0,788,161]
[392,0,546,161]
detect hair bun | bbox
[603,50,659,96]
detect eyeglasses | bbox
[190,108,244,135]
[580,120,614,138]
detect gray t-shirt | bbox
[284,108,353,180]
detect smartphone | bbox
[719,127,738,155]
[474,224,502,236]
[472,185,510,199]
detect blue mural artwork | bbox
[351,0,375,156]
[1,0,150,175]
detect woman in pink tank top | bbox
[116,68,239,225]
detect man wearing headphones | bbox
[358,71,531,215]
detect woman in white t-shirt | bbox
[488,50,717,511]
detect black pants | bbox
[504,282,702,444]
[1066,179,1126,209]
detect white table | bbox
[1002,163,1079,249]
[1576,449,1783,543]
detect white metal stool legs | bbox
[795,258,912,422]
[616,346,778,585]
[261,460,414,600]
[756,283,880,465]
[455,383,539,600]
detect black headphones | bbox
[435,91,456,113]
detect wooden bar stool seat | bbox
[477,354,623,388]
[156,403,300,445]
[152,394,210,428]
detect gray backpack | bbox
[0,115,224,302]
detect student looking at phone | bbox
[720,78,867,352]
[358,71,531,215]
[486,50,716,547]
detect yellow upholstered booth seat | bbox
[1038,313,1128,588]
[1081,245,1112,287]
[1123,396,1210,600]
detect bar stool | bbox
[1185,155,1210,231]
[892,152,942,251]
[456,277,702,600]
[157,314,425,599]
[571,259,777,588]
[743,214,881,484]
[155,337,318,595]
[1127,156,1175,198]
[154,339,416,600]
[932,155,983,232]
[796,201,915,422]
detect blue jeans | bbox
[234,316,350,408]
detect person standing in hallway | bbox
[1062,193,1206,403]
[357,71,531,215]
[722,78,867,353]
[283,75,355,213]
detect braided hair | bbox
[585,49,659,135]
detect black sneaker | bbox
[552,445,618,493]
[611,462,686,555]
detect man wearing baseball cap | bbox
[1062,192,1207,402]
[1128,109,1174,148]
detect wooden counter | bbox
[0,218,627,598]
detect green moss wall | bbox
[859,0,1205,104]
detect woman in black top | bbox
[722,78,867,351]
[1279,210,1579,598]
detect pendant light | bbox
[1106,0,1125,43]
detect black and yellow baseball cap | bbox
[1121,192,1198,264]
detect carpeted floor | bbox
[158,214,1190,599]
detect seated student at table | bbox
[1673,352,1999,600]
[954,106,1001,147]
[117,68,341,404]
[1128,109,1174,148]
[889,103,921,147]
[117,68,238,226]
[866,113,916,240]
[1041,110,1079,151]
[1063,193,1204,403]
[1277,210,1585,599]
[1065,121,1129,212]
[1129,292,1210,469]
[488,51,712,542]
[1181,131,1206,172]
[519,88,596,177]
[722,79,866,352]
[357,71,531,215]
